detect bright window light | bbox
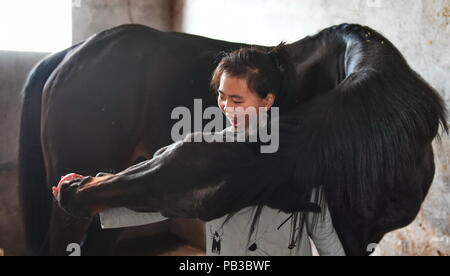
[0,0,72,52]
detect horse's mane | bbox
[182,24,448,255]
[266,24,448,254]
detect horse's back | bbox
[40,24,244,183]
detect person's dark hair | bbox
[211,43,300,248]
[211,42,296,112]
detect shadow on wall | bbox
[72,0,174,44]
[171,0,185,32]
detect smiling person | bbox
[54,43,345,256]
[213,47,281,133]
[203,43,344,256]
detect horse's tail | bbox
[19,49,70,254]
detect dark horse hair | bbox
[216,24,448,253]
[275,24,448,252]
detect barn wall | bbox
[174,0,450,255]
[72,0,173,43]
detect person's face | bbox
[217,73,275,130]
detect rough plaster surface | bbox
[0,51,47,165]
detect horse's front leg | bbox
[55,134,322,222]
[56,174,135,218]
[55,138,211,219]
[55,150,178,218]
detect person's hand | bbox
[52,173,85,199]
[53,172,117,218]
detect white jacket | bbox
[100,203,344,256]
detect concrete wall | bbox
[72,0,173,44]
[174,0,450,255]
[0,51,48,165]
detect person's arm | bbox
[306,192,345,256]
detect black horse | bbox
[20,23,447,256]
